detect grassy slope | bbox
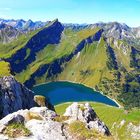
[56,37,114,87]
[0,28,46,78]
[0,26,131,89]
[55,38,134,103]
[0,28,44,59]
[0,61,11,77]
[15,28,100,83]
[110,38,132,71]
[0,20,57,59]
[55,102,140,140]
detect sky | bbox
[0,0,140,27]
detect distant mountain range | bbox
[0,19,49,43]
[0,18,140,43]
[0,23,21,43]
[0,18,48,31]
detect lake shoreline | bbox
[33,80,122,108]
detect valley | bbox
[0,19,140,109]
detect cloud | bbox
[0,8,11,11]
[4,8,11,11]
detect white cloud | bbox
[0,8,11,11]
[4,8,11,11]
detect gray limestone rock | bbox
[0,76,35,118]
[64,102,111,136]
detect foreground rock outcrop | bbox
[0,107,62,140]
[0,103,111,140]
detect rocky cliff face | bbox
[0,23,22,43]
[0,76,55,119]
[90,22,138,40]
[0,76,35,119]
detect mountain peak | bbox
[0,23,8,29]
[53,18,59,22]
[27,19,33,23]
[45,18,62,28]
[50,18,59,25]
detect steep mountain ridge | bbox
[6,19,64,73]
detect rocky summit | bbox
[0,23,22,43]
[0,103,111,140]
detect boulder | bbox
[34,95,55,111]
[0,113,25,126]
[0,107,67,140]
[0,111,26,134]
[127,123,140,140]
[64,102,97,123]
[29,107,57,119]
[64,102,111,136]
[25,119,66,140]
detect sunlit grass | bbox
[0,61,11,77]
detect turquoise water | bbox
[32,81,119,107]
